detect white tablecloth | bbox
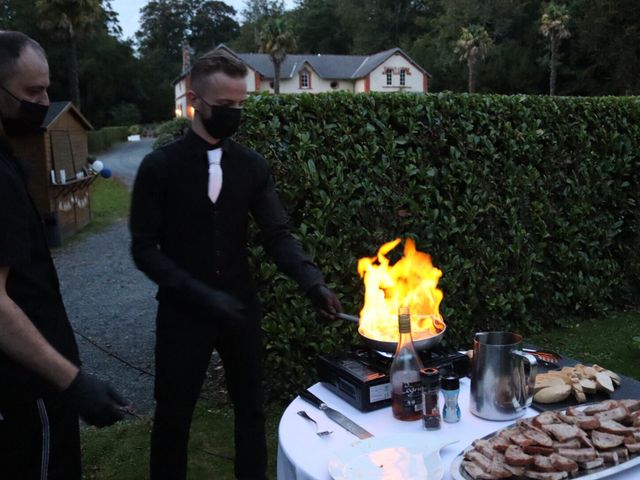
[277,379,639,480]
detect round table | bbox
[277,379,640,480]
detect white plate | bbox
[328,433,457,480]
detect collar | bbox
[185,128,227,154]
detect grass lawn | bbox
[61,177,130,248]
[88,177,130,230]
[81,403,281,479]
[528,311,640,380]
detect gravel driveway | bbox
[98,137,155,189]
[53,139,158,414]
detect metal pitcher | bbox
[470,331,538,421]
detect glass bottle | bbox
[390,306,424,421]
[421,367,441,430]
[441,375,461,423]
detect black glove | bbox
[308,284,343,320]
[64,370,128,427]
[183,278,246,322]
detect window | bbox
[400,70,406,86]
[386,70,393,86]
[299,69,310,89]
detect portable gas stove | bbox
[317,345,470,412]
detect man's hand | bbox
[308,284,343,320]
[64,370,129,427]
[182,278,246,321]
[204,288,246,321]
[188,280,246,321]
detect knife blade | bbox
[299,389,374,439]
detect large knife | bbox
[299,390,374,439]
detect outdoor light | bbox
[91,160,104,173]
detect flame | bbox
[357,238,445,342]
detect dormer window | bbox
[299,69,311,89]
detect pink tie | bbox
[207,148,222,203]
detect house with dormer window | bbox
[173,44,432,119]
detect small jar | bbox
[421,368,441,430]
[441,375,461,423]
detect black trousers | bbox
[150,300,267,480]
[0,394,81,479]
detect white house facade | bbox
[173,45,431,119]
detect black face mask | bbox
[199,97,242,139]
[0,85,48,137]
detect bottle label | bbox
[370,383,391,402]
[402,381,423,412]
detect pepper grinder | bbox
[441,374,461,423]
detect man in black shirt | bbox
[130,49,342,479]
[0,31,127,479]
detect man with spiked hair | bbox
[131,48,342,479]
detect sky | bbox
[111,0,296,41]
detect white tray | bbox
[450,436,640,480]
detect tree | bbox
[35,0,104,109]
[335,0,427,54]
[539,2,570,96]
[259,17,296,94]
[135,0,239,121]
[230,0,284,51]
[78,33,148,126]
[562,0,639,96]
[137,0,238,59]
[188,1,239,53]
[242,0,284,24]
[408,0,544,93]
[290,0,351,54]
[454,25,493,93]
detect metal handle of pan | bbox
[336,312,359,323]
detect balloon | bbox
[92,160,104,172]
[100,168,112,179]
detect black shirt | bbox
[130,129,324,307]
[0,137,80,405]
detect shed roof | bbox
[43,101,93,130]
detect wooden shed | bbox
[11,101,97,246]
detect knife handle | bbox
[299,389,325,409]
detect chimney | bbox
[181,41,194,74]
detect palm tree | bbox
[539,2,571,96]
[36,0,103,109]
[259,17,296,94]
[454,25,493,94]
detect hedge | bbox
[87,126,129,153]
[152,117,191,150]
[235,92,640,401]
